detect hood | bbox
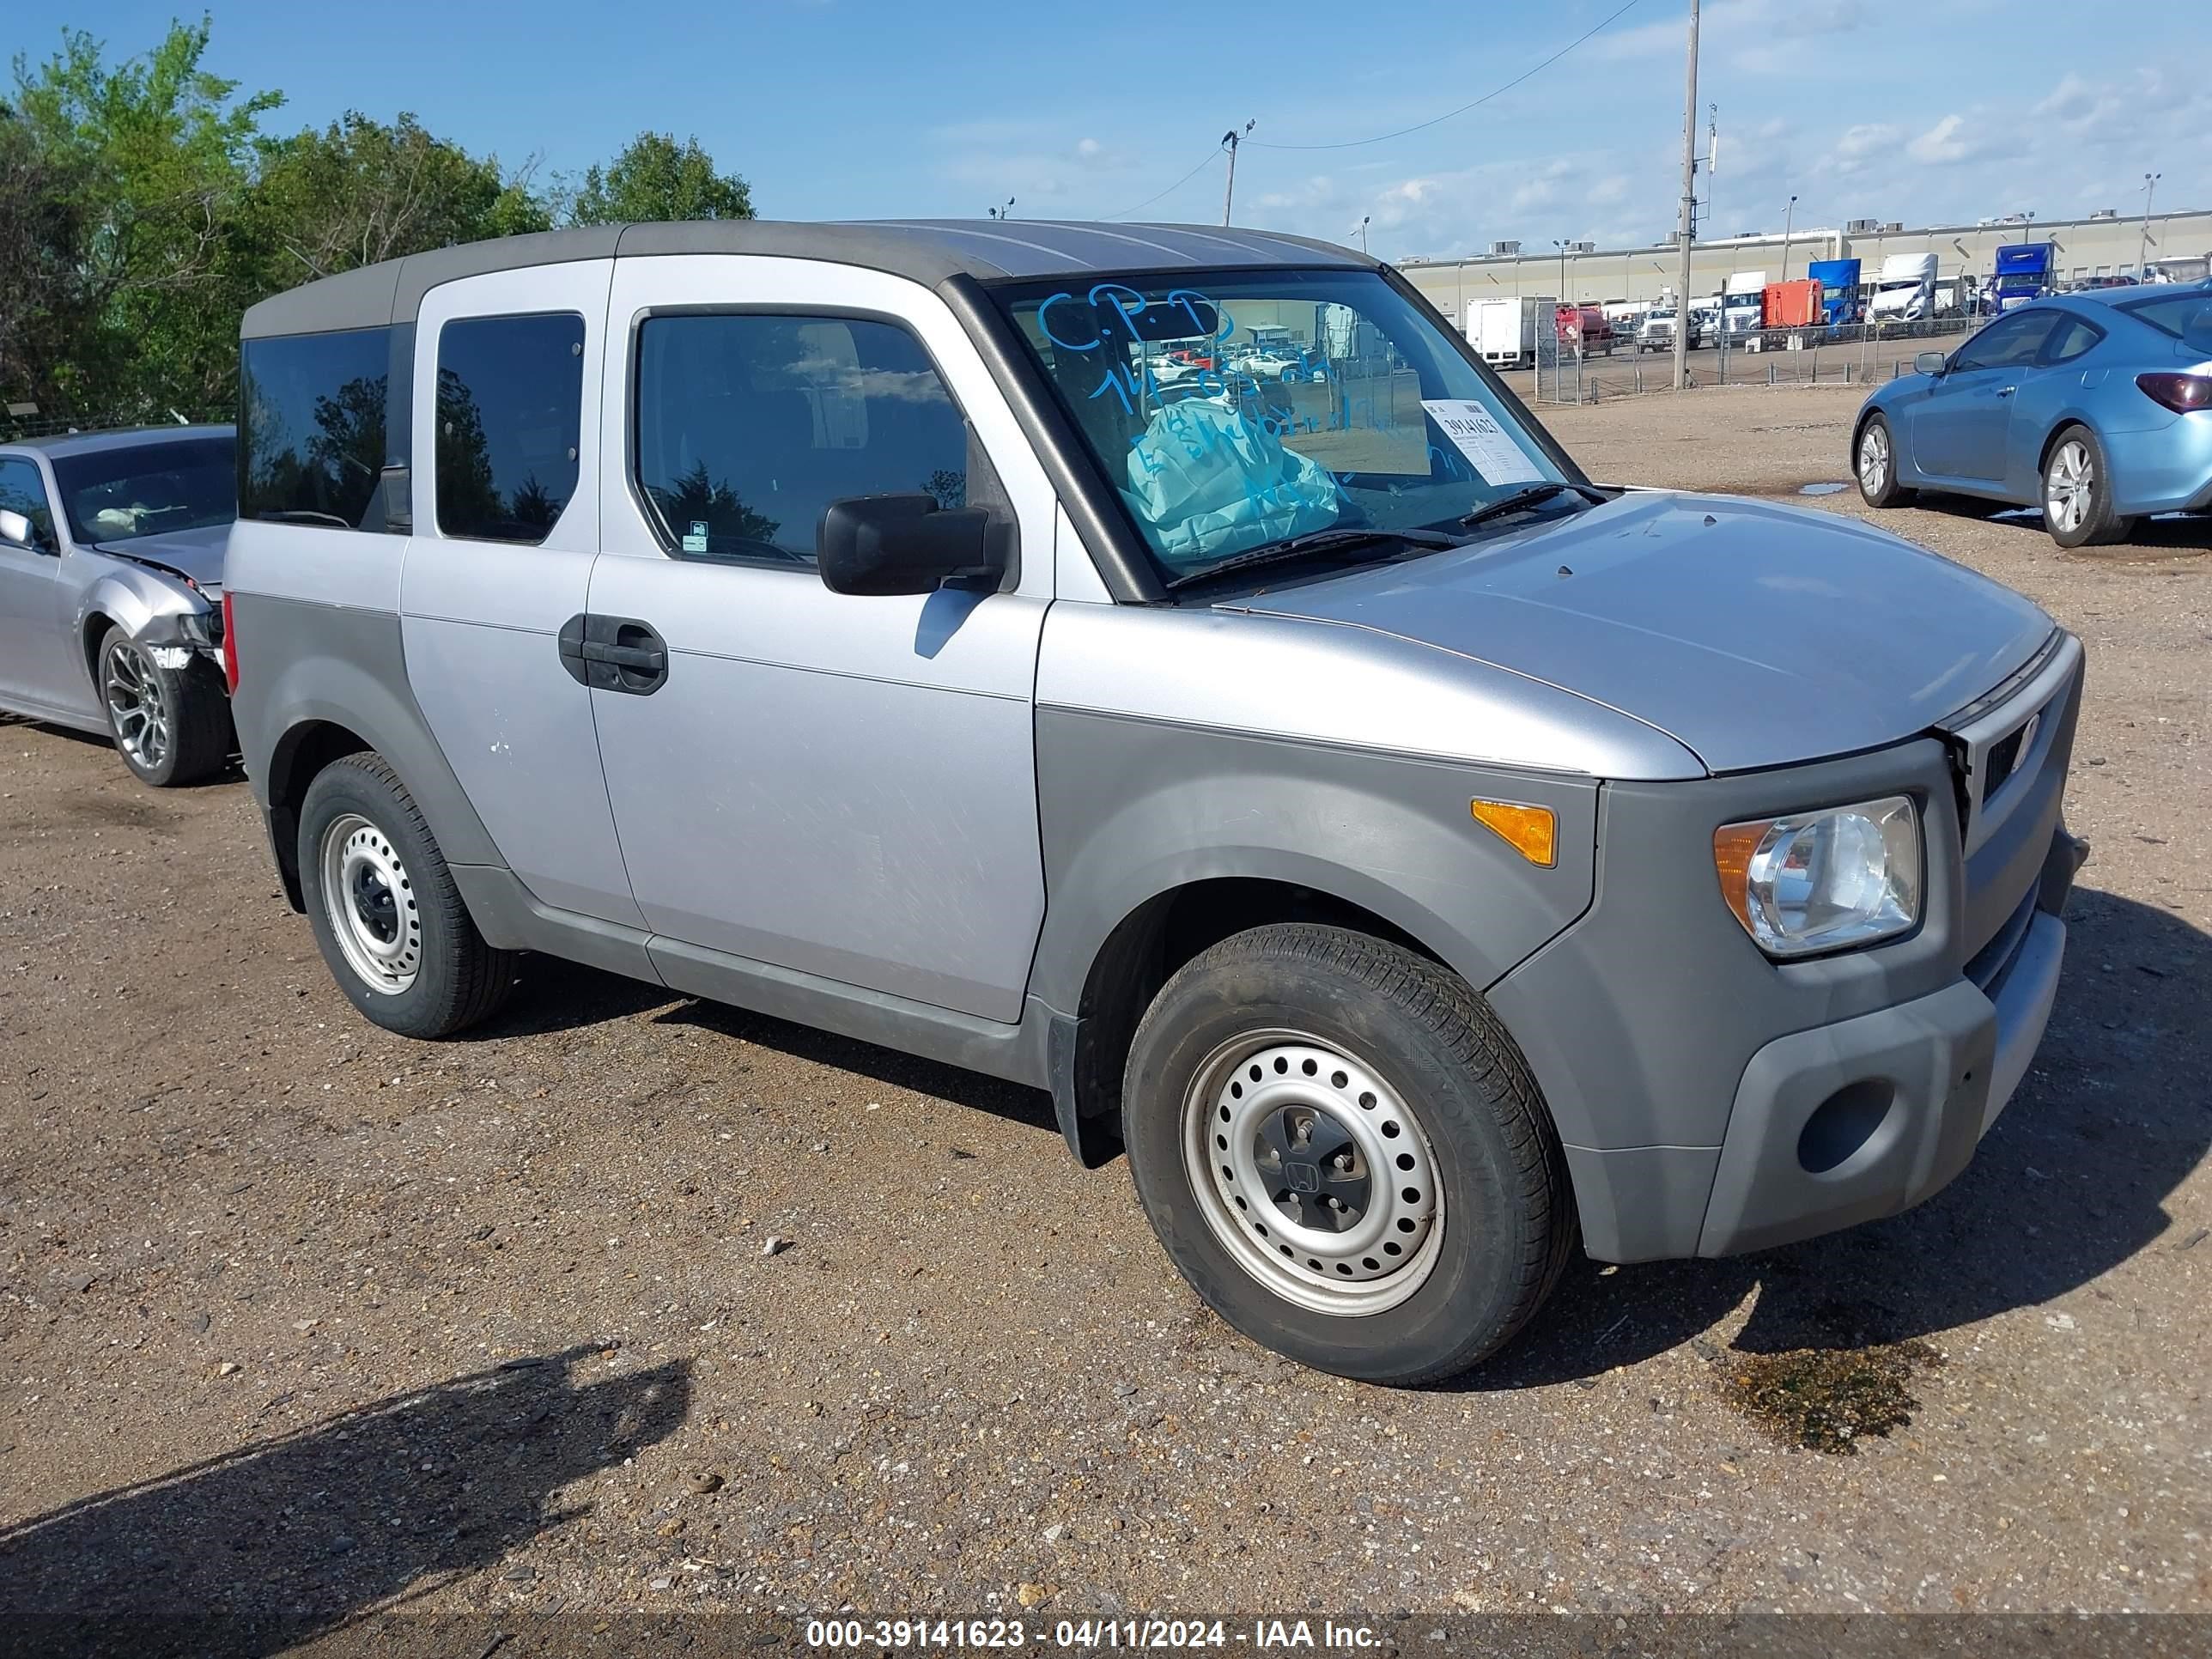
[1227,491,2053,775]
[91,521,229,591]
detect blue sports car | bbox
[1853,281,2212,548]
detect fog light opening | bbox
[1797,1079,1898,1176]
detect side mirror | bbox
[1915,350,1949,376]
[818,494,1002,597]
[0,507,33,548]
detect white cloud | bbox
[1907,114,1978,166]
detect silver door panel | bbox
[400,259,644,928]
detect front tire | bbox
[2042,423,2132,549]
[1856,413,1914,507]
[1123,924,1575,1385]
[298,752,516,1038]
[98,630,231,787]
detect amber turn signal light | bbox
[1470,799,1557,868]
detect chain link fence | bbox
[1515,313,1992,405]
[0,405,228,444]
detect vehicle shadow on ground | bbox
[465,957,1065,1138]
[1464,888,2212,1389]
[0,1346,688,1658]
[1911,495,2212,554]
[0,711,247,785]
[655,995,1064,1135]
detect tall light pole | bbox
[1672,0,1700,391]
[1221,120,1255,227]
[2140,172,2162,278]
[987,197,1014,220]
[1780,193,1797,281]
[1358,216,1370,254]
[1554,238,1571,303]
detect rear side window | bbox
[632,313,968,567]
[2118,292,2212,349]
[240,327,391,530]
[2044,316,2105,365]
[434,313,586,544]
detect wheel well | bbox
[2037,419,2087,478]
[1067,878,1443,1140]
[264,720,374,911]
[80,614,115,684]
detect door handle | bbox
[579,639,665,672]
[558,615,670,695]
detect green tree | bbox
[0,112,98,416]
[9,16,279,416]
[237,112,550,290]
[565,132,750,226]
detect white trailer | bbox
[1465,295,1557,369]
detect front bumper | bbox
[1694,828,2081,1256]
[1487,636,2085,1263]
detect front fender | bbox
[74,563,217,674]
[1028,705,1599,1018]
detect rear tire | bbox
[1856,414,1914,507]
[1123,923,1575,1385]
[98,630,232,787]
[298,752,516,1038]
[2042,423,2133,549]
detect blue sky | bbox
[16,1,2212,259]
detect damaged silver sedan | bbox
[0,426,236,787]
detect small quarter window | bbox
[2044,316,2105,365]
[240,327,392,530]
[632,313,968,567]
[435,313,586,544]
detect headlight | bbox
[1711,795,1922,958]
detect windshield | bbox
[52,435,235,545]
[991,268,1570,583]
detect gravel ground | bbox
[1,385,2207,1649]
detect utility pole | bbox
[2140,172,2161,278]
[1221,121,1255,227]
[1780,193,1797,281]
[1671,0,1699,392]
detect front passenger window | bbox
[632,313,969,567]
[0,458,56,550]
[1954,313,2057,373]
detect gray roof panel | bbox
[240,219,1373,339]
[2,423,234,458]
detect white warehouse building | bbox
[1399,208,2212,327]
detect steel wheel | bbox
[103,640,170,774]
[2045,438,2093,536]
[1182,1029,1444,1317]
[318,811,422,995]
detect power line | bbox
[1105,147,1225,222]
[1247,0,1647,153]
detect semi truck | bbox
[1989,242,2054,314]
[1463,295,1555,369]
[1806,258,1863,325]
[1721,271,1767,338]
[1869,252,1938,323]
[1759,278,1822,330]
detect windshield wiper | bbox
[1162,526,1461,592]
[1456,481,1609,531]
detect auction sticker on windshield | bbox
[1420,400,1544,486]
